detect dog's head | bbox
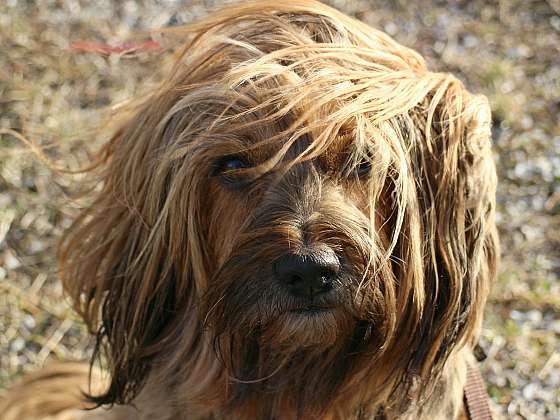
[60,1,498,417]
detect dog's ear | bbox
[58,92,209,406]
[407,77,499,378]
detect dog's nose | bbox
[274,251,340,297]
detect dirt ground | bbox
[0,1,558,418]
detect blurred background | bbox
[0,0,558,418]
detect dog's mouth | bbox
[264,302,352,347]
[279,288,349,319]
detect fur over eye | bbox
[213,155,251,186]
[356,157,372,178]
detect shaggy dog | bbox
[2,1,498,419]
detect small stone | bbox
[23,315,36,330]
[520,115,533,130]
[384,22,398,35]
[464,35,478,48]
[522,383,539,401]
[4,251,21,270]
[511,310,525,321]
[551,16,560,31]
[10,337,25,352]
[527,310,543,324]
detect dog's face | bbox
[204,106,389,335]
[59,1,498,417]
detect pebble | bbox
[10,337,25,353]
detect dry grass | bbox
[0,1,558,418]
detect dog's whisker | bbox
[227,359,287,384]
[203,293,227,327]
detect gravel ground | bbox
[0,1,558,418]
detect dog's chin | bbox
[262,307,353,348]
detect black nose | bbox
[274,250,340,298]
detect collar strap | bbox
[464,361,493,420]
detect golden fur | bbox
[1,1,498,419]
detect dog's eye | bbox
[355,157,372,178]
[222,157,248,172]
[346,148,374,180]
[357,160,371,178]
[213,155,251,185]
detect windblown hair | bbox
[58,1,498,418]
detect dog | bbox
[1,1,499,419]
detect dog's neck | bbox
[127,347,470,420]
